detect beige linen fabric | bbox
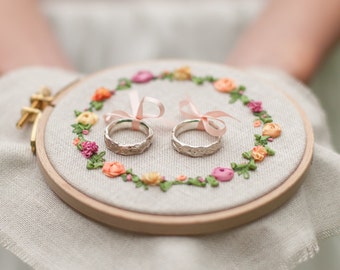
[0,66,339,270]
[44,61,306,215]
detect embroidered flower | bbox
[251,145,268,162]
[211,167,234,182]
[141,172,163,186]
[73,137,80,146]
[262,123,281,138]
[253,120,262,128]
[76,111,98,125]
[102,162,126,177]
[91,87,112,101]
[247,101,263,113]
[173,66,191,80]
[213,78,236,93]
[176,175,187,181]
[81,141,98,158]
[132,70,154,83]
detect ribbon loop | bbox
[179,98,235,137]
[104,91,165,130]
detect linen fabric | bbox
[44,61,306,215]
[0,65,339,270]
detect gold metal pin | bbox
[16,86,52,129]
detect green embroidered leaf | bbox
[242,151,252,160]
[239,85,246,91]
[265,146,276,156]
[191,76,205,85]
[264,118,273,123]
[255,134,270,146]
[121,174,128,181]
[204,75,216,83]
[231,162,237,169]
[90,101,104,111]
[187,177,206,187]
[74,110,82,117]
[132,175,140,183]
[135,181,144,188]
[248,159,257,170]
[206,175,219,187]
[243,171,250,179]
[116,78,132,90]
[161,73,174,81]
[160,181,174,192]
[126,168,133,174]
[240,95,250,105]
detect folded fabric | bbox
[0,65,339,270]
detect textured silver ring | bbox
[104,119,153,155]
[171,119,222,157]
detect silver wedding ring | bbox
[171,119,222,157]
[105,119,153,155]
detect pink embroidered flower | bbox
[211,167,234,182]
[247,101,263,113]
[131,70,154,83]
[102,162,126,177]
[81,141,98,158]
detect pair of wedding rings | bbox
[104,119,222,157]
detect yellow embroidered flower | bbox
[76,111,98,125]
[173,66,191,80]
[141,172,163,186]
[251,145,268,162]
[262,123,281,138]
[213,78,236,93]
[102,162,126,177]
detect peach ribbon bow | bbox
[104,90,165,130]
[179,98,235,137]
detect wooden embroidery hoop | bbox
[36,64,314,236]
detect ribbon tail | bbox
[202,118,227,137]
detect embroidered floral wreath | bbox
[71,66,282,192]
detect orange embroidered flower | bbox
[176,175,187,181]
[173,66,191,80]
[253,120,262,128]
[76,111,98,125]
[251,145,268,162]
[102,162,126,177]
[141,172,163,186]
[91,87,112,101]
[213,78,236,93]
[262,123,282,138]
[73,137,80,145]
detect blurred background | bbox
[1,0,339,269]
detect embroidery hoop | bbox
[36,61,314,235]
